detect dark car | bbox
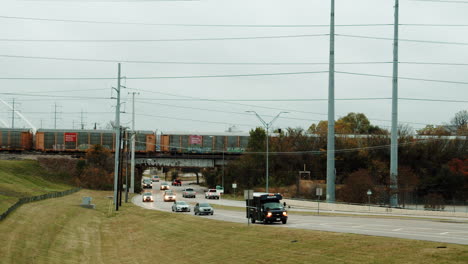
[142,178,152,189]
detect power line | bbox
[134,112,255,127]
[337,34,468,46]
[400,97,468,103]
[0,54,391,66]
[0,71,329,80]
[126,88,435,127]
[336,71,468,85]
[4,15,468,27]
[3,55,468,67]
[0,34,329,42]
[137,97,392,102]
[0,15,392,27]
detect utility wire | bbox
[134,112,254,127]
[3,55,468,67]
[336,71,468,85]
[0,15,392,27]
[4,15,468,27]
[337,34,468,46]
[0,54,391,66]
[0,34,329,42]
[0,71,329,80]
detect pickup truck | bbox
[182,188,197,198]
[205,189,220,200]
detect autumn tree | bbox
[451,110,468,135]
[75,144,114,190]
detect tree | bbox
[451,110,468,135]
[417,125,450,136]
[75,144,114,190]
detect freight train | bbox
[0,128,465,154]
[0,128,249,154]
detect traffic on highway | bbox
[133,176,468,245]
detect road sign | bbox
[232,183,237,189]
[244,189,253,200]
[316,187,323,196]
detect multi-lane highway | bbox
[132,180,468,245]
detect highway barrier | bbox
[0,187,82,221]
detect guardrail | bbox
[0,187,82,221]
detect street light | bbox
[367,189,373,211]
[246,111,288,193]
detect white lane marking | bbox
[393,228,402,231]
[439,232,449,235]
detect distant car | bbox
[142,192,154,202]
[172,201,191,212]
[160,182,170,190]
[205,189,220,199]
[172,179,182,186]
[182,188,196,198]
[152,175,160,182]
[163,190,176,202]
[142,178,152,189]
[194,203,214,215]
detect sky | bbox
[0,0,467,134]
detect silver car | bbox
[172,201,191,212]
[194,203,214,215]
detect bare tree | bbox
[451,110,468,129]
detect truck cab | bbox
[246,193,288,224]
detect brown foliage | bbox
[338,169,374,203]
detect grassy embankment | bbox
[0,160,72,214]
[1,160,467,263]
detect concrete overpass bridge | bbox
[134,153,240,169]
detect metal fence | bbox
[0,188,82,221]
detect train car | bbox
[132,130,156,153]
[160,131,250,154]
[35,129,116,152]
[0,128,33,151]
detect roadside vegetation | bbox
[203,111,467,208]
[1,189,467,264]
[0,160,72,213]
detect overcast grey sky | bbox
[0,0,467,133]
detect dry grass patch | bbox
[1,189,467,264]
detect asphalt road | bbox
[133,181,468,245]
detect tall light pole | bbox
[129,92,139,193]
[390,0,400,207]
[246,111,288,193]
[327,0,336,203]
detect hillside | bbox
[0,160,72,213]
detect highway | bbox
[132,181,468,245]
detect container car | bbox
[0,128,33,151]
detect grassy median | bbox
[1,189,467,264]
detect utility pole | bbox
[326,0,336,203]
[390,0,400,207]
[54,103,58,129]
[80,110,85,130]
[129,92,139,193]
[11,98,15,128]
[113,63,122,211]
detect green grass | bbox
[0,160,72,213]
[1,189,467,264]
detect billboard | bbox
[64,133,77,142]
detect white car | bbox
[163,190,176,202]
[142,192,154,202]
[172,201,191,212]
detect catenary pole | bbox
[113,63,121,211]
[390,0,400,207]
[326,0,336,203]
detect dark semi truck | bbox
[246,193,288,224]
